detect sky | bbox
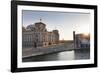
[22,10,90,40]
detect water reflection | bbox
[58,51,75,60]
[23,49,90,62]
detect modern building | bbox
[73,31,90,48]
[22,19,59,48]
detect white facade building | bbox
[22,20,59,48]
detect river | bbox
[23,49,90,62]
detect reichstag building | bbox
[22,19,59,48]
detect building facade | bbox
[22,20,59,48]
[73,31,90,49]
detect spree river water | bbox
[23,49,90,62]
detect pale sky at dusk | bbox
[22,10,90,40]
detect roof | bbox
[35,22,46,27]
